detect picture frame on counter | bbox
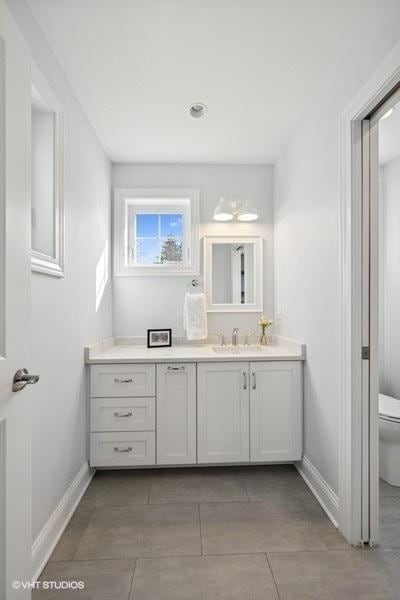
[147,328,172,348]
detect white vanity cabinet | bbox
[157,363,196,465]
[197,362,250,463]
[249,361,302,462]
[88,355,303,468]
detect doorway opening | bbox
[338,48,400,547]
[363,88,400,546]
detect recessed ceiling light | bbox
[189,103,207,118]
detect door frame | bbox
[339,41,400,545]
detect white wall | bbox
[6,0,112,542]
[273,0,400,495]
[112,164,274,339]
[380,156,400,401]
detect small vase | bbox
[259,327,268,346]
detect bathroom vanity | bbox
[85,339,305,468]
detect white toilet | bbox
[379,393,400,486]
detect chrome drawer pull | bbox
[114,411,133,418]
[113,446,133,453]
[167,366,185,371]
[114,378,133,384]
[243,372,247,390]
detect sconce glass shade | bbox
[213,198,234,221]
[237,198,259,221]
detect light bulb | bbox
[213,198,234,221]
[237,198,258,222]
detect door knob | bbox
[13,368,40,392]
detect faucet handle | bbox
[218,332,227,346]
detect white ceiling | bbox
[28,0,375,164]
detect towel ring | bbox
[186,279,203,291]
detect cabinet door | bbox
[250,361,302,462]
[157,363,196,465]
[197,362,249,463]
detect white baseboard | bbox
[31,462,95,580]
[296,455,339,527]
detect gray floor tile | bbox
[200,500,326,554]
[130,554,279,600]
[379,478,400,497]
[50,508,94,562]
[241,467,313,501]
[379,496,400,548]
[79,470,152,508]
[392,548,400,560]
[300,498,348,549]
[149,468,248,504]
[74,503,201,560]
[33,559,134,600]
[267,548,400,600]
[235,464,298,477]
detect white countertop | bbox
[85,337,306,364]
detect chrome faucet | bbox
[232,327,239,346]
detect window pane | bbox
[136,213,158,238]
[136,238,161,264]
[160,213,183,237]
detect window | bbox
[114,189,199,276]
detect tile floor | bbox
[33,467,400,599]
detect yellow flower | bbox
[258,316,273,328]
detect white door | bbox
[250,362,302,462]
[157,364,196,465]
[197,362,249,463]
[0,11,37,598]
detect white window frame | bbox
[114,188,200,276]
[30,61,65,278]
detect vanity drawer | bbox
[90,432,155,467]
[90,364,155,397]
[90,397,155,432]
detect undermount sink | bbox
[211,345,264,354]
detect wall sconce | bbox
[213,198,259,222]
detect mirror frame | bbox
[31,62,65,277]
[203,235,263,312]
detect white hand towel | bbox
[183,292,208,341]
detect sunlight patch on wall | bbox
[95,241,109,312]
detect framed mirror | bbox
[203,235,263,312]
[31,63,64,277]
